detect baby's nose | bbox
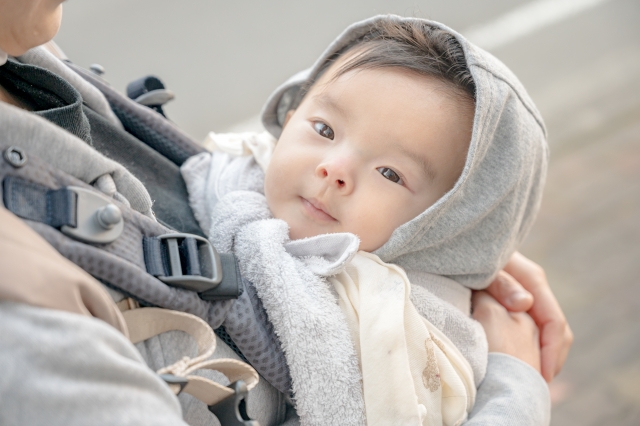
[318,168,345,186]
[316,163,351,192]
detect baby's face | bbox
[264,61,473,251]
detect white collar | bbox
[0,48,7,66]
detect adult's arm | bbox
[485,252,573,382]
[465,353,550,425]
[0,301,188,426]
[0,207,187,425]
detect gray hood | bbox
[261,15,548,289]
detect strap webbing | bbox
[142,236,170,276]
[122,308,259,405]
[2,176,76,228]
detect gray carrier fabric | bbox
[84,105,204,236]
[0,152,229,319]
[5,48,293,410]
[17,46,124,130]
[222,277,292,393]
[0,101,154,218]
[0,146,292,395]
[2,56,202,235]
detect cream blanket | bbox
[330,252,476,426]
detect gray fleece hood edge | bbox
[261,15,548,289]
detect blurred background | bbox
[55,0,640,424]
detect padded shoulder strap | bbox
[1,145,242,320]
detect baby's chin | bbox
[287,223,324,241]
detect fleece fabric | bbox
[183,139,487,426]
[261,15,548,291]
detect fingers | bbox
[485,270,534,312]
[512,312,542,372]
[503,251,574,381]
[473,291,542,373]
[471,290,504,320]
[503,251,547,294]
[528,283,571,382]
[539,319,574,382]
[511,311,539,337]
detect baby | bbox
[183,15,548,426]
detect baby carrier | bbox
[0,45,272,426]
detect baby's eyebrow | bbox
[313,92,350,119]
[394,142,437,182]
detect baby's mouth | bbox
[300,197,337,222]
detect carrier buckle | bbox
[60,186,124,244]
[208,381,259,426]
[144,233,222,293]
[126,75,174,117]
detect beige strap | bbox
[122,308,259,406]
[116,297,140,312]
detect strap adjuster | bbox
[143,233,222,292]
[2,176,124,244]
[208,381,259,426]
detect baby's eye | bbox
[377,167,403,185]
[313,122,335,140]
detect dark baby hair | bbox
[291,19,476,112]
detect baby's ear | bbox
[283,109,296,128]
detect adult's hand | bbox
[485,252,573,382]
[472,291,541,372]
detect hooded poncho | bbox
[261,16,548,290]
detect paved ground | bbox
[55,0,640,424]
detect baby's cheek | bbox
[350,210,395,252]
[263,171,284,217]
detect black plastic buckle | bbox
[156,233,222,292]
[208,381,259,426]
[126,75,174,117]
